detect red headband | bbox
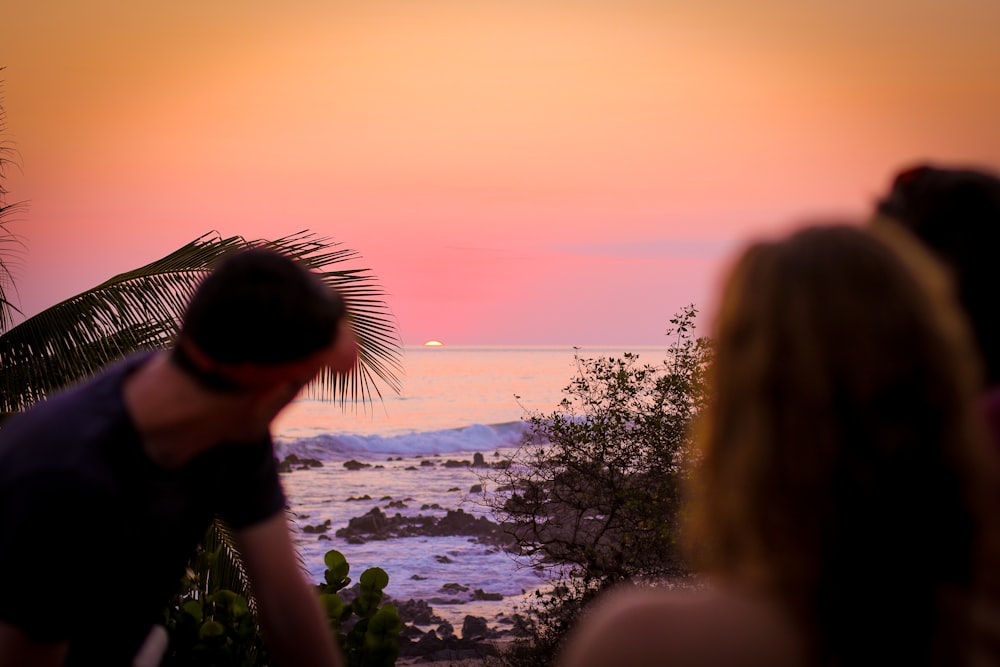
[177,337,337,390]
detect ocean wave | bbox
[275,421,530,460]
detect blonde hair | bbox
[685,223,991,665]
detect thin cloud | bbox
[545,238,739,260]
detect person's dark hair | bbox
[875,164,1000,385]
[176,247,346,370]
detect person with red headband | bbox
[0,247,356,666]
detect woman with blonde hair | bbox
[557,224,997,666]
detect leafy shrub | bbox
[163,540,402,666]
[162,529,270,667]
[480,305,712,665]
[317,549,403,667]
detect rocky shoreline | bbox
[394,595,527,662]
[331,582,528,663]
[331,506,529,662]
[278,452,533,663]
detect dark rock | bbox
[394,599,443,626]
[276,453,324,473]
[302,520,332,534]
[411,631,445,655]
[437,509,484,534]
[335,507,513,546]
[472,589,503,601]
[461,615,491,640]
[343,459,370,471]
[428,597,465,605]
[469,484,483,493]
[340,507,389,536]
[472,452,488,467]
[389,597,511,660]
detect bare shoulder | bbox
[557,585,803,667]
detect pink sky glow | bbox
[5,1,1000,345]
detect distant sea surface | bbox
[272,345,665,632]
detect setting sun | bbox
[423,340,444,347]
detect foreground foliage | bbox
[163,522,269,666]
[318,550,402,667]
[164,545,402,666]
[480,305,713,665]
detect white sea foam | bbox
[275,421,530,460]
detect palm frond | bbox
[0,202,27,334]
[203,518,256,609]
[257,231,404,405]
[0,70,27,333]
[201,510,308,617]
[0,230,403,416]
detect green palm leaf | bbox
[0,229,403,417]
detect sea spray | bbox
[275,421,530,461]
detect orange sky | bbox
[5,0,1000,344]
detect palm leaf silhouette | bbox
[0,230,403,417]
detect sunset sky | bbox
[5,0,1000,345]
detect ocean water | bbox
[271,345,665,634]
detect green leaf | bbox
[359,567,389,592]
[198,620,226,640]
[319,592,345,619]
[366,603,403,637]
[182,600,203,623]
[324,549,348,570]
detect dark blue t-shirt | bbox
[0,353,286,664]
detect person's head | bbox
[172,246,357,400]
[874,163,1000,385]
[686,223,988,663]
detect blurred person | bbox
[872,163,1000,440]
[0,247,356,666]
[557,224,997,667]
[872,162,1000,665]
